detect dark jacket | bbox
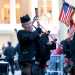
[61,33,75,64]
[70,33,75,63]
[4,46,16,59]
[17,29,40,63]
[61,38,72,58]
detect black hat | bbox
[20,14,31,23]
[8,41,11,45]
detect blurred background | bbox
[0,0,75,50]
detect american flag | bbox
[59,2,74,26]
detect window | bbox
[0,0,10,24]
[38,0,52,31]
[38,0,52,23]
[16,0,32,23]
[38,0,52,16]
[16,0,52,24]
[0,0,52,24]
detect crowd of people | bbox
[0,13,75,75]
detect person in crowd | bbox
[61,24,75,75]
[4,41,16,75]
[69,27,75,75]
[17,14,42,75]
[17,14,56,75]
[61,29,73,59]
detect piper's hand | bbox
[32,16,38,24]
[37,20,40,27]
[33,16,38,21]
[36,27,42,34]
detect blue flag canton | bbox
[63,2,70,14]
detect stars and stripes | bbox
[59,2,74,26]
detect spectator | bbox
[4,41,16,75]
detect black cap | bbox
[20,14,31,23]
[8,41,11,45]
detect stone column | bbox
[10,0,16,24]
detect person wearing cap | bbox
[17,14,42,75]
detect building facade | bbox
[0,0,75,49]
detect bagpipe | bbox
[32,8,57,47]
[32,8,58,64]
